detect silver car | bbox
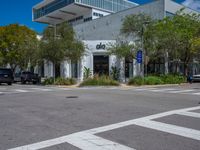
[192,74,200,82]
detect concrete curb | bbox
[45,83,189,89]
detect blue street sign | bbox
[137,50,143,64]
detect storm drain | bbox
[66,96,78,99]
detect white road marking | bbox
[66,132,134,150]
[148,88,176,92]
[176,111,200,118]
[192,92,200,95]
[30,88,53,91]
[8,106,200,150]
[15,89,29,93]
[134,120,200,141]
[134,88,157,91]
[167,90,195,93]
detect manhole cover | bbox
[66,96,78,99]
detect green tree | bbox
[39,22,85,77]
[107,41,135,59]
[145,17,179,74]
[145,10,200,75]
[173,11,200,75]
[0,24,39,72]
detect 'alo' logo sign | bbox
[96,42,106,50]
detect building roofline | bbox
[73,0,200,28]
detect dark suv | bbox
[21,71,40,84]
[0,68,14,85]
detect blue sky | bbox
[0,0,198,34]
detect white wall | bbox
[44,60,53,77]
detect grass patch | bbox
[42,77,76,85]
[80,75,120,86]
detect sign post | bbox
[136,50,143,64]
[137,50,143,76]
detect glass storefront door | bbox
[93,55,109,76]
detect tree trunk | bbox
[53,61,56,83]
[164,51,169,75]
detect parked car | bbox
[14,73,21,83]
[0,68,14,85]
[21,71,40,84]
[192,74,200,82]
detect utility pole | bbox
[141,21,150,77]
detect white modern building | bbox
[33,0,199,81]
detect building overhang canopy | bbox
[34,3,91,25]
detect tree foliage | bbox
[0,24,39,71]
[118,10,200,75]
[145,10,200,75]
[39,22,85,65]
[107,41,135,59]
[109,14,153,60]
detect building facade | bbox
[33,0,199,81]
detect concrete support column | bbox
[44,60,53,78]
[109,55,117,75]
[133,59,137,77]
[119,58,125,82]
[60,60,71,78]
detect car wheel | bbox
[7,82,12,85]
[21,80,26,84]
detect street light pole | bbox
[142,21,150,77]
[48,24,57,79]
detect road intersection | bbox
[0,83,200,150]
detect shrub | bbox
[42,77,76,85]
[128,76,144,86]
[144,76,164,85]
[54,77,76,85]
[80,75,119,86]
[128,74,186,85]
[160,74,186,84]
[83,67,92,80]
[110,66,120,81]
[42,77,54,85]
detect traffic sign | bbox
[137,50,143,64]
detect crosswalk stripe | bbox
[8,106,200,150]
[134,88,157,91]
[148,88,176,92]
[15,89,29,93]
[134,120,200,141]
[192,92,200,95]
[30,88,53,91]
[166,90,195,93]
[66,133,134,150]
[176,111,200,118]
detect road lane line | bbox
[15,89,29,93]
[148,88,176,92]
[134,88,157,91]
[30,88,53,91]
[88,106,200,134]
[176,111,200,118]
[192,92,200,95]
[133,120,200,141]
[8,106,200,150]
[168,90,194,93]
[66,132,134,150]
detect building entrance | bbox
[93,55,109,76]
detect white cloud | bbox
[182,0,200,12]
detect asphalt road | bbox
[0,83,200,150]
